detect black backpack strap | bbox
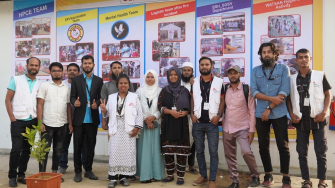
[224,83,230,112]
[242,83,249,109]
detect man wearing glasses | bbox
[251,43,291,188]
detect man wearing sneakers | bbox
[223,65,260,188]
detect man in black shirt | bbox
[287,49,331,188]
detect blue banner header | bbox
[13,2,54,21]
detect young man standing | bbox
[287,49,331,188]
[71,55,103,182]
[190,57,224,188]
[251,43,291,188]
[58,63,87,174]
[37,62,72,182]
[5,57,41,187]
[223,65,259,188]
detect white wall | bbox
[1,0,335,177]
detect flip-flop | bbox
[189,168,199,174]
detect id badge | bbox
[172,106,177,110]
[304,98,310,106]
[87,101,90,108]
[203,102,209,110]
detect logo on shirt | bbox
[129,102,134,106]
[68,24,84,42]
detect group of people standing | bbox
[6,42,331,188]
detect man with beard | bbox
[181,62,198,175]
[251,43,291,188]
[100,61,134,181]
[223,65,259,188]
[5,57,42,187]
[190,57,224,188]
[58,63,87,174]
[71,55,103,182]
[37,62,72,183]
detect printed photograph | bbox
[75,43,94,59]
[59,46,76,62]
[120,61,140,78]
[15,40,32,58]
[152,40,180,61]
[261,35,294,55]
[158,22,185,42]
[158,77,168,88]
[32,17,51,35]
[200,38,223,56]
[221,12,245,32]
[15,21,32,38]
[15,61,27,76]
[211,60,221,78]
[200,17,222,35]
[132,83,140,92]
[223,35,245,54]
[102,43,121,61]
[159,57,189,77]
[278,55,299,75]
[101,63,111,81]
[37,58,50,76]
[268,14,301,37]
[32,38,50,55]
[221,58,245,77]
[120,40,140,58]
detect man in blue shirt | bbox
[251,43,291,188]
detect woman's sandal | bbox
[141,180,152,183]
[318,183,328,188]
[176,178,184,185]
[301,181,312,188]
[189,168,199,174]
[162,176,174,183]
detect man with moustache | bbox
[190,57,224,188]
[181,62,198,174]
[251,43,291,188]
[5,57,42,187]
[223,65,259,188]
[37,62,72,183]
[287,49,331,188]
[71,55,103,182]
[100,61,135,181]
[58,63,87,174]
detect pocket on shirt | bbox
[273,75,281,85]
[256,74,265,88]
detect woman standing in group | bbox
[136,69,165,183]
[100,74,143,188]
[158,67,191,185]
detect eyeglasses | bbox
[51,70,63,73]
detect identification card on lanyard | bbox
[304,97,310,106]
[203,102,209,110]
[172,106,177,111]
[200,76,212,111]
[86,82,91,108]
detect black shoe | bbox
[84,171,98,180]
[74,172,82,182]
[9,178,17,187]
[249,177,260,187]
[228,182,239,188]
[17,176,26,184]
[120,178,130,186]
[108,180,117,188]
[282,176,291,187]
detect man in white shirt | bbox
[37,62,72,182]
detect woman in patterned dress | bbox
[100,74,143,188]
[158,67,191,185]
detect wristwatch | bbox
[217,113,223,117]
[266,105,272,111]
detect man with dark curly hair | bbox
[251,43,291,188]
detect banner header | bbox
[196,0,250,17]
[253,0,313,15]
[146,1,195,21]
[13,2,54,20]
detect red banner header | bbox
[253,0,313,15]
[146,1,195,21]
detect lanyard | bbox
[147,98,153,109]
[262,64,277,80]
[116,93,128,115]
[200,76,212,102]
[297,73,311,97]
[85,82,90,94]
[172,88,182,107]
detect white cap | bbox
[182,62,194,69]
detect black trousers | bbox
[296,126,327,180]
[188,142,196,166]
[256,116,290,174]
[8,119,37,179]
[73,123,98,173]
[39,124,66,172]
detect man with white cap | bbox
[181,62,198,174]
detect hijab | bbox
[143,69,159,100]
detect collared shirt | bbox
[37,80,70,127]
[294,70,332,131]
[251,63,290,119]
[7,74,37,121]
[223,82,256,133]
[83,73,93,123]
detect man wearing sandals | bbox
[287,49,331,188]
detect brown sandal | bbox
[301,181,312,188]
[318,183,328,188]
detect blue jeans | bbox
[59,124,87,169]
[192,122,219,181]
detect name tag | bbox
[87,101,90,108]
[304,98,310,106]
[172,106,176,110]
[203,102,209,110]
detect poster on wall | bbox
[13,0,55,83]
[196,0,251,85]
[56,8,98,76]
[145,0,196,88]
[99,4,145,88]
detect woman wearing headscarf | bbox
[100,74,143,188]
[135,70,165,183]
[158,67,191,185]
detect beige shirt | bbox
[37,80,70,127]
